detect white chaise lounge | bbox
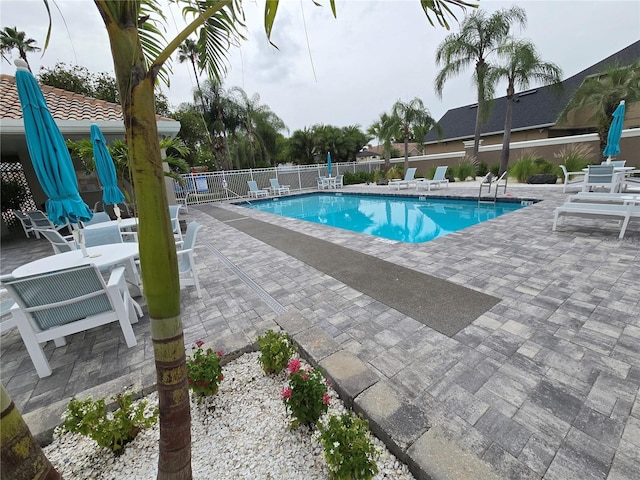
[552,202,640,239]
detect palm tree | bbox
[231,87,286,168]
[435,6,526,159]
[0,26,41,72]
[368,113,399,173]
[489,38,562,174]
[1,1,476,479]
[391,98,437,172]
[558,61,640,156]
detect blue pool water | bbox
[242,193,527,243]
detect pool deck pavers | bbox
[1,182,639,480]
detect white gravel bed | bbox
[44,352,415,479]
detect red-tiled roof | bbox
[0,74,172,122]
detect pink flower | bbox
[218,374,224,381]
[288,359,301,374]
[301,372,309,380]
[322,393,330,405]
[216,351,224,357]
[280,387,292,400]
[325,378,332,387]
[195,340,204,348]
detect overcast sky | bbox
[1,0,638,138]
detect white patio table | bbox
[12,243,142,297]
[82,217,139,231]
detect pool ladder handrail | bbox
[478,171,508,203]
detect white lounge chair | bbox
[567,192,639,204]
[269,178,290,195]
[3,264,142,378]
[558,165,585,193]
[552,202,640,239]
[582,165,623,193]
[389,168,417,190]
[247,180,268,198]
[28,210,69,235]
[177,221,203,298]
[416,166,449,191]
[39,229,77,254]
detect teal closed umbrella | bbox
[15,59,92,226]
[91,123,125,213]
[327,152,332,177]
[603,100,625,161]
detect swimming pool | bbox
[242,193,528,243]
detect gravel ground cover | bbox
[44,352,415,479]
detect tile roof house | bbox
[0,73,180,224]
[424,40,640,154]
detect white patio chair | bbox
[0,274,17,335]
[83,224,124,247]
[3,264,142,378]
[558,165,585,193]
[39,229,77,254]
[416,166,449,191]
[317,177,330,190]
[389,168,417,190]
[247,180,268,198]
[582,165,622,193]
[169,204,183,242]
[11,210,36,238]
[332,175,344,189]
[177,221,203,298]
[269,178,290,195]
[82,211,111,226]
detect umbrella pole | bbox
[71,223,89,257]
[113,204,122,222]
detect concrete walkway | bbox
[1,181,638,479]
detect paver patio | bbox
[1,182,638,479]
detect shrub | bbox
[554,143,594,177]
[318,412,380,480]
[455,159,476,181]
[280,358,330,427]
[186,340,224,398]
[509,150,552,182]
[61,392,157,454]
[490,164,500,176]
[343,171,374,185]
[476,161,489,177]
[257,329,297,374]
[385,166,402,180]
[372,170,386,183]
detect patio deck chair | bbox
[247,180,268,198]
[332,175,344,189]
[0,274,16,335]
[388,168,417,190]
[269,178,290,195]
[582,165,622,193]
[28,210,69,235]
[558,165,585,193]
[3,264,142,377]
[567,192,635,204]
[83,224,124,247]
[39,229,77,254]
[169,204,183,242]
[82,211,111,226]
[177,221,203,298]
[11,210,36,238]
[601,160,626,167]
[416,166,449,191]
[317,177,330,190]
[552,202,640,239]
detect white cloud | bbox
[1,0,638,136]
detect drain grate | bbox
[200,240,287,315]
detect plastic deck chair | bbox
[11,210,36,238]
[169,204,183,242]
[3,264,142,377]
[177,221,203,298]
[39,229,77,254]
[83,224,123,247]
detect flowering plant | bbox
[280,358,330,427]
[257,329,297,374]
[317,412,379,480]
[186,340,224,398]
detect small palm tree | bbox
[435,6,526,158]
[558,61,640,156]
[368,113,400,173]
[0,26,40,72]
[489,38,562,174]
[391,98,437,172]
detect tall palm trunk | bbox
[0,384,61,479]
[499,83,515,175]
[97,5,191,479]
[403,126,410,173]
